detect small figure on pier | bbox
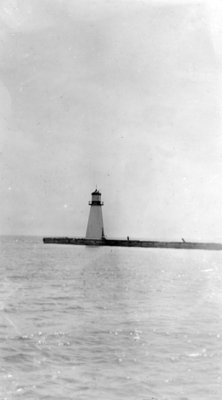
[182,238,186,243]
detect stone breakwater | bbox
[43,237,222,250]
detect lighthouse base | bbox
[43,237,222,250]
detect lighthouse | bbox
[85,189,105,240]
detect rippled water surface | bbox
[0,236,222,399]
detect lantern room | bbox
[89,189,104,206]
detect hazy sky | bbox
[1,0,222,240]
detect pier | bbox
[43,237,222,250]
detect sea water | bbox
[0,236,222,400]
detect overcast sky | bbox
[1,0,222,240]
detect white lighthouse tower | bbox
[86,189,105,240]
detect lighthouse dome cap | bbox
[92,189,101,195]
